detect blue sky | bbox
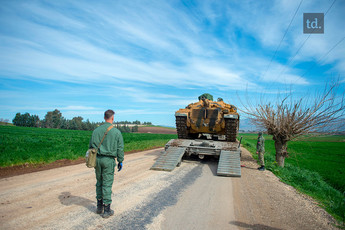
[0,0,344,127]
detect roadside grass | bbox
[240,133,345,225]
[141,125,176,130]
[0,126,177,167]
[123,133,176,152]
[0,122,13,126]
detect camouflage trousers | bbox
[95,156,115,204]
[258,150,265,166]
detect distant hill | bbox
[239,118,259,132]
[138,126,177,134]
[0,122,13,126]
[238,118,345,134]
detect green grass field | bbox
[142,125,176,130]
[1,126,344,224]
[240,133,345,224]
[0,125,177,167]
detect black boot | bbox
[102,204,114,218]
[258,166,265,171]
[96,199,104,214]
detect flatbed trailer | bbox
[150,139,241,177]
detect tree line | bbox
[12,109,152,132]
[115,120,152,125]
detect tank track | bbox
[225,119,238,142]
[176,116,189,139]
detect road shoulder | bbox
[232,147,339,230]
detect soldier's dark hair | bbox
[104,109,115,120]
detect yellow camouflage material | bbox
[175,94,239,141]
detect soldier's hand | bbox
[256,151,258,154]
[118,162,123,172]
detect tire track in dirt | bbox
[0,149,162,229]
[0,147,339,230]
[101,165,203,230]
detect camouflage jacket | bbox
[256,135,265,152]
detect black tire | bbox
[189,133,199,139]
[225,119,238,142]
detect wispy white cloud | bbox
[21,1,86,30]
[116,109,172,116]
[60,106,98,111]
[0,0,344,125]
[2,0,329,90]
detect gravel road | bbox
[0,148,338,230]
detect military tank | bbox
[175,93,240,142]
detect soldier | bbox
[256,131,265,171]
[89,109,124,218]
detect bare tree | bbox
[240,81,345,167]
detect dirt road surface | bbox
[137,126,176,134]
[0,148,337,230]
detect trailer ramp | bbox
[150,147,186,171]
[150,139,242,177]
[217,150,241,177]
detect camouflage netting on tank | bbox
[198,93,213,101]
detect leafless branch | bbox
[240,81,345,141]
